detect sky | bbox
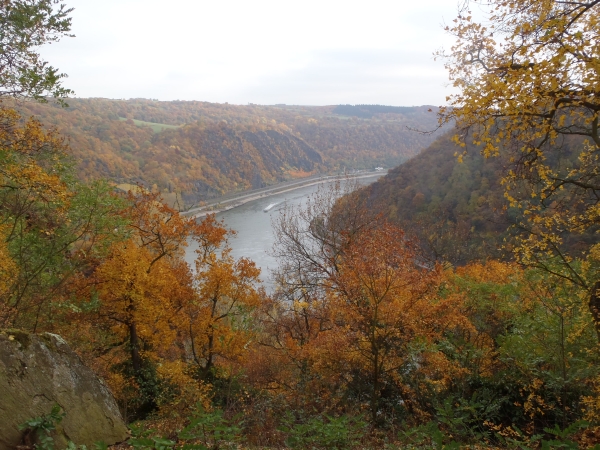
[40,0,461,106]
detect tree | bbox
[78,191,214,419]
[323,223,458,424]
[82,192,264,419]
[0,0,73,102]
[264,180,380,408]
[438,0,600,337]
[89,191,203,373]
[434,261,599,435]
[187,232,262,379]
[90,237,198,419]
[267,181,466,424]
[0,107,124,330]
[271,178,380,300]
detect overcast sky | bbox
[40,0,461,106]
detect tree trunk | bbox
[589,281,600,343]
[372,347,379,425]
[129,321,142,374]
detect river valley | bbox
[184,173,384,290]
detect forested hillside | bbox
[14,99,441,204]
[360,131,510,263]
[360,130,591,265]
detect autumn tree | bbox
[321,223,463,424]
[0,107,124,330]
[82,192,265,419]
[271,178,380,299]
[186,222,262,380]
[438,0,600,337]
[83,191,204,416]
[264,180,380,408]
[266,180,467,424]
[90,237,199,419]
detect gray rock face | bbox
[0,330,129,449]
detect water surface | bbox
[184,176,382,289]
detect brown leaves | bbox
[0,226,17,325]
[265,185,471,418]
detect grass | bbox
[118,117,181,133]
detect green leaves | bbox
[0,105,131,332]
[178,405,241,450]
[278,412,366,450]
[0,0,74,102]
[127,405,241,450]
[18,404,65,450]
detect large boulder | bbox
[0,330,129,449]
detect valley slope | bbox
[17,99,443,206]
[359,130,511,264]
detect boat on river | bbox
[263,202,277,212]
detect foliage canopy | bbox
[438,0,600,335]
[0,0,73,102]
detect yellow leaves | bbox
[93,232,194,346]
[155,360,211,415]
[98,196,262,380]
[189,246,262,372]
[454,150,467,163]
[581,375,600,423]
[0,107,71,211]
[0,226,18,325]
[440,0,599,159]
[456,260,521,285]
[588,244,600,263]
[293,300,309,312]
[441,1,599,302]
[523,378,550,419]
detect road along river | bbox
[183,173,385,290]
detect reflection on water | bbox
[184,176,382,290]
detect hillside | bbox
[359,129,593,265]
[15,99,443,205]
[360,130,512,264]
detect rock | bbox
[0,330,129,449]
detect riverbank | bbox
[182,171,387,219]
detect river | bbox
[184,174,384,290]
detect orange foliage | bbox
[262,190,471,421]
[65,189,266,419]
[0,226,17,322]
[286,169,315,179]
[186,224,263,377]
[313,224,467,421]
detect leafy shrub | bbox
[129,404,241,450]
[278,412,367,449]
[19,405,66,450]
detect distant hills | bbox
[16,99,443,206]
[332,104,421,118]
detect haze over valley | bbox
[2,1,600,448]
